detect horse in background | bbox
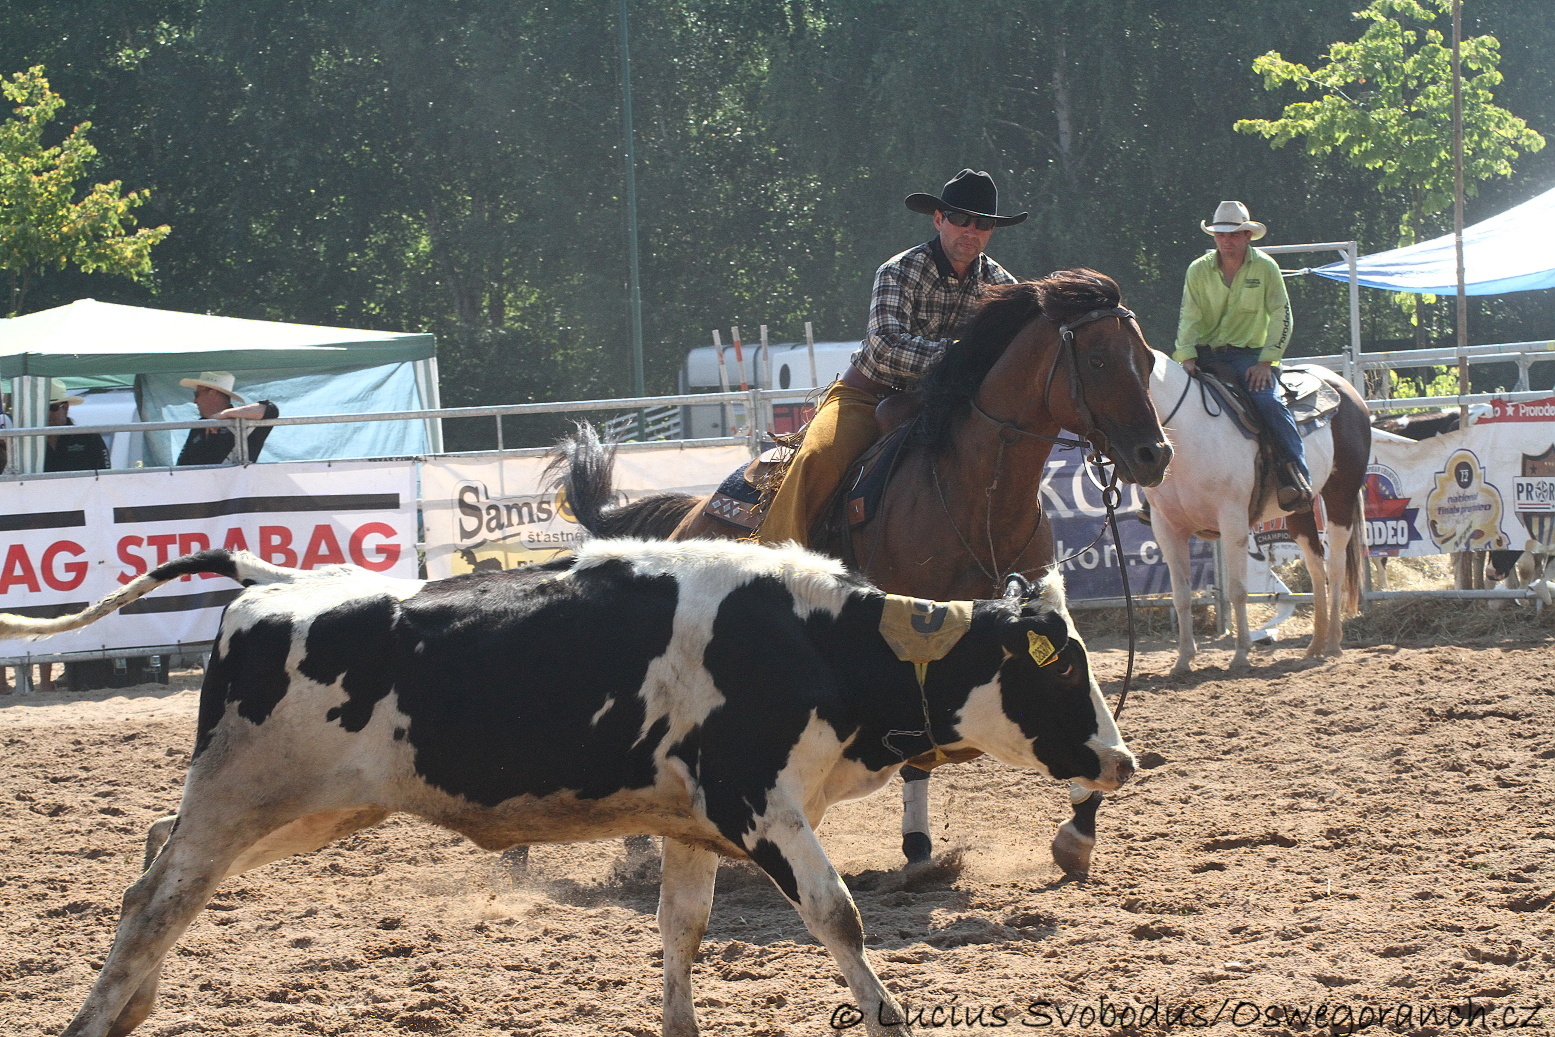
[1143,352,1371,675]
[553,269,1171,876]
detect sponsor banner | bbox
[1042,452,1215,600]
[420,445,752,579]
[1368,396,1555,556]
[423,444,1213,601]
[0,461,417,658]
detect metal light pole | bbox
[619,0,646,412]
[1451,0,1478,589]
[1452,0,1468,426]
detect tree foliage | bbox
[1,0,1551,430]
[0,65,170,314]
[1235,0,1544,249]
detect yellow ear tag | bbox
[1027,631,1059,666]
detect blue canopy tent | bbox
[1313,184,1555,295]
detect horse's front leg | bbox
[899,766,932,864]
[1051,782,1102,879]
[1222,525,1253,671]
[1150,510,1197,676]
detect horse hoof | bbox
[902,832,933,865]
[1170,661,1192,677]
[1229,657,1250,673]
[1050,823,1094,879]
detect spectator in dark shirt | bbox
[43,382,109,472]
[175,371,279,466]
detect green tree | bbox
[1235,0,1543,251]
[0,66,171,314]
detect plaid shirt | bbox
[852,237,1017,391]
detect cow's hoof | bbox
[1050,822,1094,879]
[901,832,932,865]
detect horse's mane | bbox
[915,268,1122,450]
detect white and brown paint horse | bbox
[1143,352,1371,675]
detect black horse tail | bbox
[545,422,699,539]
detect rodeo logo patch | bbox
[1424,449,1508,552]
[1363,463,1421,556]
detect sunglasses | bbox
[942,210,997,232]
[48,402,68,412]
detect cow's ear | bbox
[1003,573,1032,601]
[1021,609,1071,667]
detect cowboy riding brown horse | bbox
[551,268,1171,875]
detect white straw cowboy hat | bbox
[178,371,247,404]
[48,380,85,406]
[1201,200,1267,240]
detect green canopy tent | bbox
[1,299,441,472]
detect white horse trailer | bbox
[679,340,857,439]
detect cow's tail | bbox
[0,549,300,640]
[545,422,698,539]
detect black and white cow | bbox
[2,539,1133,1037]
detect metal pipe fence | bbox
[3,341,1549,688]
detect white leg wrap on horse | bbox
[901,778,930,836]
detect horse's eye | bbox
[1089,356,1106,370]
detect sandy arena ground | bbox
[3,624,1553,1036]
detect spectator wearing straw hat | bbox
[43,381,109,472]
[175,371,279,466]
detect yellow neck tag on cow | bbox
[1028,631,1059,666]
[880,595,974,664]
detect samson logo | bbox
[456,483,562,541]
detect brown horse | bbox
[552,268,1171,875]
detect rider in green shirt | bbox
[1172,201,1311,513]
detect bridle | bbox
[967,304,1138,453]
[937,305,1138,579]
[933,303,1142,718]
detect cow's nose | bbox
[1098,749,1135,790]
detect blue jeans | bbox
[1201,348,1309,481]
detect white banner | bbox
[1,461,417,659]
[421,444,753,579]
[1366,396,1555,557]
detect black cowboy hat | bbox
[905,168,1028,226]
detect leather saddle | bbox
[1194,360,1338,521]
[697,393,924,554]
[1194,362,1341,441]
